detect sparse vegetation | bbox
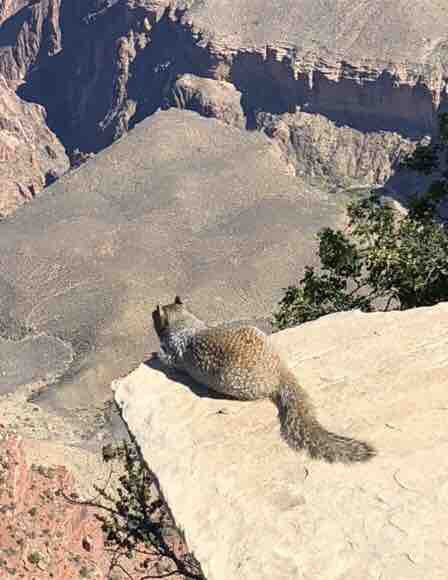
[79,565,90,578]
[61,441,205,580]
[27,550,41,565]
[274,114,448,329]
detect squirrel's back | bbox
[185,325,283,400]
[153,296,376,463]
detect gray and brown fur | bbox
[152,296,376,463]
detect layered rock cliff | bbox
[0,0,62,81]
[2,0,447,155]
[256,110,416,190]
[0,74,69,216]
[0,0,445,213]
[168,73,417,190]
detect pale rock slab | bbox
[114,303,448,580]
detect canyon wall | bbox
[0,74,69,216]
[1,0,446,156]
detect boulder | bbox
[168,74,246,129]
[114,302,448,580]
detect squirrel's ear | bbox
[174,295,183,305]
[152,304,166,335]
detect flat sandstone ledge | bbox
[114,304,448,580]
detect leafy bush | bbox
[274,115,448,330]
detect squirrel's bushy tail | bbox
[273,370,376,463]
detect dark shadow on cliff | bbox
[0,4,36,48]
[144,355,241,402]
[231,53,435,138]
[17,3,211,154]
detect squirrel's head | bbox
[152,296,206,338]
[153,295,201,336]
[152,295,183,336]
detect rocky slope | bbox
[115,302,448,580]
[256,110,416,190]
[0,74,69,216]
[0,108,340,431]
[0,0,62,81]
[0,430,189,579]
[168,73,417,191]
[0,431,113,580]
[0,0,30,24]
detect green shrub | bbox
[274,115,448,329]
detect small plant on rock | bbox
[61,441,205,580]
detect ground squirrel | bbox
[152,296,376,463]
